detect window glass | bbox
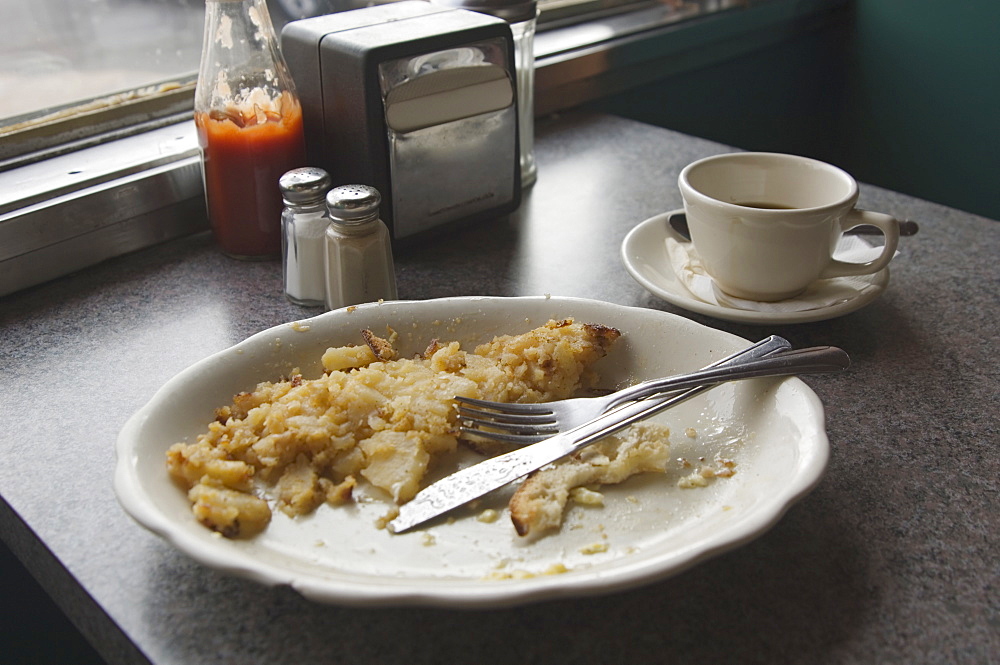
[0,0,203,122]
[0,0,724,164]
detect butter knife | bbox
[389,335,797,534]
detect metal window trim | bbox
[0,0,844,298]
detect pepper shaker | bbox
[280,167,332,306]
[324,185,398,310]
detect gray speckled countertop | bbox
[1,112,997,664]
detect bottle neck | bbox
[196,0,298,114]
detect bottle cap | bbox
[326,185,381,224]
[431,0,537,24]
[279,167,332,204]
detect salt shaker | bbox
[324,185,398,310]
[280,167,332,306]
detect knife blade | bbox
[388,335,792,534]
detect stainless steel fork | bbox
[456,339,849,445]
[457,334,788,443]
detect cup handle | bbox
[818,209,900,279]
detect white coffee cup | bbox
[678,152,900,301]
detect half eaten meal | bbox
[167,319,708,540]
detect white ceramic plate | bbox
[621,211,890,324]
[115,296,828,608]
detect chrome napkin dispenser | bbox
[281,1,520,241]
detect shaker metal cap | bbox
[279,167,332,204]
[431,0,537,23]
[326,184,381,224]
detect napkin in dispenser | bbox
[281,1,521,241]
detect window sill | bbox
[0,0,843,298]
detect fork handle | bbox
[605,345,850,410]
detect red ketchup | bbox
[196,96,306,259]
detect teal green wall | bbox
[587,2,999,220]
[839,2,998,220]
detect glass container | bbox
[324,185,398,310]
[432,0,538,187]
[195,0,307,259]
[280,167,331,306]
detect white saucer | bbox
[620,211,890,325]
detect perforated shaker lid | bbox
[431,0,537,24]
[326,185,381,224]
[279,167,331,204]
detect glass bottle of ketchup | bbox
[194,0,306,259]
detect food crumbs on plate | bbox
[715,456,737,477]
[626,495,639,504]
[484,569,533,580]
[375,506,400,529]
[166,319,625,539]
[290,321,311,333]
[421,532,436,547]
[722,505,733,511]
[483,563,569,581]
[476,508,500,523]
[314,539,326,547]
[685,427,698,438]
[678,455,738,488]
[346,306,357,313]
[580,542,608,555]
[678,472,710,489]
[569,487,604,506]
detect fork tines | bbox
[453,396,556,417]
[454,396,558,443]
